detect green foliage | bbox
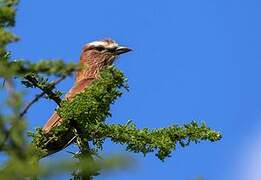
[0,0,19,57]
[30,66,221,163]
[0,151,130,180]
[30,66,128,156]
[0,58,78,78]
[0,28,18,56]
[58,66,127,126]
[0,6,16,26]
[87,121,221,161]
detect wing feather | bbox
[43,78,94,132]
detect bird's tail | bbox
[41,112,75,157]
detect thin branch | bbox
[20,75,66,117]
[20,92,45,117]
[2,79,6,88]
[72,126,94,180]
[23,75,63,105]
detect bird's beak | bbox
[115,46,132,55]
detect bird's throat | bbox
[75,63,103,83]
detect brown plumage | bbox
[42,39,131,155]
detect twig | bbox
[63,135,77,149]
[23,75,63,105]
[72,126,93,180]
[2,79,6,88]
[20,92,45,117]
[20,75,66,117]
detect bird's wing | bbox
[64,77,94,100]
[42,78,94,133]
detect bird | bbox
[42,39,131,156]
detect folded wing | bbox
[43,78,94,133]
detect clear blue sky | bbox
[7,0,261,179]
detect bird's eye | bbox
[95,46,105,51]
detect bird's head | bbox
[81,39,131,67]
[76,39,131,81]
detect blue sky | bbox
[6,0,261,179]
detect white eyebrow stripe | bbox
[88,41,119,48]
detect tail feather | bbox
[41,78,94,157]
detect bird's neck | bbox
[75,63,103,83]
[76,50,111,83]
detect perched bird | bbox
[42,39,131,155]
